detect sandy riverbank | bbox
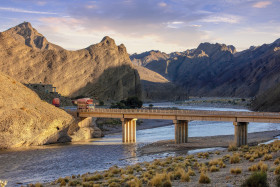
[39,133,280,187]
[138,130,280,155]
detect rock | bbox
[0,72,73,149]
[0,22,141,101]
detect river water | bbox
[1,103,280,186]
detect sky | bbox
[0,0,280,54]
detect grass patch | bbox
[230,168,242,174]
[198,172,211,184]
[241,172,269,187]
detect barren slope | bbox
[0,72,73,149]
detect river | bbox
[1,103,280,186]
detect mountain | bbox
[133,64,188,101]
[250,82,280,112]
[131,40,280,98]
[0,22,141,101]
[0,72,73,149]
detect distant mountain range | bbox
[131,39,280,101]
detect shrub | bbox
[241,172,269,187]
[149,173,170,187]
[34,183,43,187]
[248,161,268,172]
[228,143,238,151]
[126,178,142,187]
[187,167,196,176]
[180,173,190,182]
[83,174,103,181]
[108,182,120,187]
[99,100,104,106]
[262,154,273,161]
[230,168,242,174]
[162,180,172,187]
[275,166,280,175]
[198,172,211,184]
[209,165,219,172]
[275,158,280,165]
[69,180,82,186]
[174,168,184,180]
[230,154,240,164]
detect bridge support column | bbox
[234,122,248,147]
[121,118,137,143]
[173,120,188,144]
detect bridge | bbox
[77,108,280,146]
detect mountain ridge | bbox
[131,38,280,99]
[0,22,142,101]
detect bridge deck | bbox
[78,108,280,123]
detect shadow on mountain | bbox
[251,82,280,112]
[141,80,188,102]
[71,65,142,102]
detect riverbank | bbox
[38,136,280,187]
[139,130,280,155]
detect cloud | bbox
[0,7,57,14]
[199,14,241,24]
[158,2,167,7]
[253,1,272,8]
[166,21,185,29]
[30,0,280,53]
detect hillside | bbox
[0,72,73,149]
[131,40,280,98]
[133,65,188,101]
[251,82,280,112]
[0,22,141,101]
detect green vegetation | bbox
[99,100,104,106]
[111,97,143,109]
[241,172,269,187]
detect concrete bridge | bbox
[78,108,280,146]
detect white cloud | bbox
[166,21,185,28]
[0,7,57,14]
[200,14,241,24]
[252,1,272,8]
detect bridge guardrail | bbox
[76,108,280,118]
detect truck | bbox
[74,98,95,110]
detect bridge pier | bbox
[173,120,188,144]
[121,118,137,143]
[234,122,248,146]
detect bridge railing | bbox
[77,108,280,118]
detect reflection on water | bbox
[1,103,280,186]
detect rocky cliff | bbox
[0,22,141,101]
[0,72,74,149]
[133,65,188,101]
[131,40,280,98]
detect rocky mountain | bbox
[133,64,188,101]
[0,22,141,101]
[0,72,73,149]
[131,40,280,98]
[250,82,280,112]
